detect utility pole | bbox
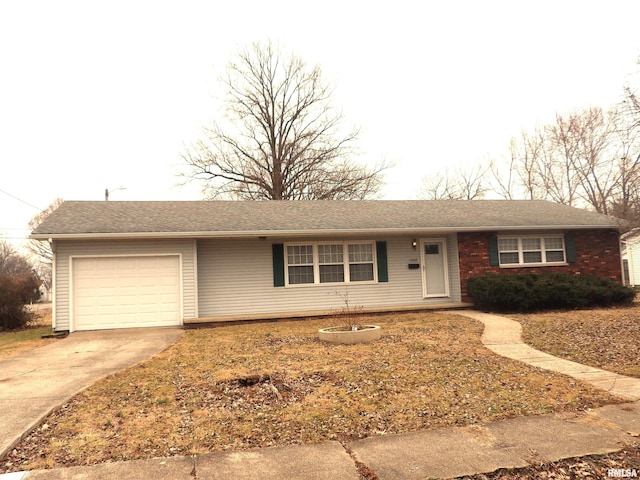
[105,187,126,201]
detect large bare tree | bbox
[183,41,385,200]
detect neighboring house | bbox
[30,200,625,332]
[38,278,52,302]
[621,229,640,286]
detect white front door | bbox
[421,239,449,298]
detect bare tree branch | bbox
[418,163,488,200]
[24,198,63,285]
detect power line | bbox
[0,188,42,211]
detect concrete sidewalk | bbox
[6,402,639,479]
[3,311,640,479]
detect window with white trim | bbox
[285,241,376,285]
[318,244,344,283]
[497,235,566,266]
[348,243,375,281]
[287,245,315,284]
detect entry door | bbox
[421,239,449,298]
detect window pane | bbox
[499,252,519,264]
[544,237,563,250]
[288,265,314,284]
[424,244,439,255]
[348,243,373,262]
[545,250,565,262]
[349,263,374,281]
[498,238,518,251]
[287,245,313,265]
[523,251,542,263]
[318,244,343,264]
[319,264,345,283]
[521,238,541,250]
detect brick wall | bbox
[457,230,622,302]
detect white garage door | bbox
[72,256,181,331]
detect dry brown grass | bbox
[0,309,55,360]
[514,305,640,378]
[1,312,625,473]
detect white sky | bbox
[2,0,640,245]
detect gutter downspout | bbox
[49,238,57,331]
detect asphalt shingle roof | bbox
[31,200,624,238]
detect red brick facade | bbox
[457,230,623,302]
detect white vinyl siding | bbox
[197,235,461,318]
[52,239,197,331]
[623,237,640,286]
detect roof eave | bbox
[30,224,623,241]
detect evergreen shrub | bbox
[467,272,635,312]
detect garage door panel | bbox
[72,256,181,331]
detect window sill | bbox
[285,281,378,288]
[499,263,568,268]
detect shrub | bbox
[0,275,39,330]
[467,272,636,312]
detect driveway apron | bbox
[0,328,183,457]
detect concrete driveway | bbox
[0,327,183,457]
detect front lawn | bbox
[0,309,54,360]
[515,306,640,378]
[1,312,624,473]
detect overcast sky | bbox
[2,0,640,245]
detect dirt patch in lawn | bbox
[0,312,626,473]
[515,305,640,378]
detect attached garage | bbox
[71,255,182,331]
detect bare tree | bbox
[0,240,33,276]
[494,107,628,214]
[183,41,385,200]
[549,108,618,213]
[488,150,518,200]
[27,198,63,262]
[441,60,640,221]
[622,59,640,131]
[609,103,640,223]
[419,163,488,200]
[26,198,63,284]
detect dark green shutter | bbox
[272,244,285,287]
[376,241,389,282]
[488,236,499,266]
[565,232,577,263]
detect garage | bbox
[71,255,181,331]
